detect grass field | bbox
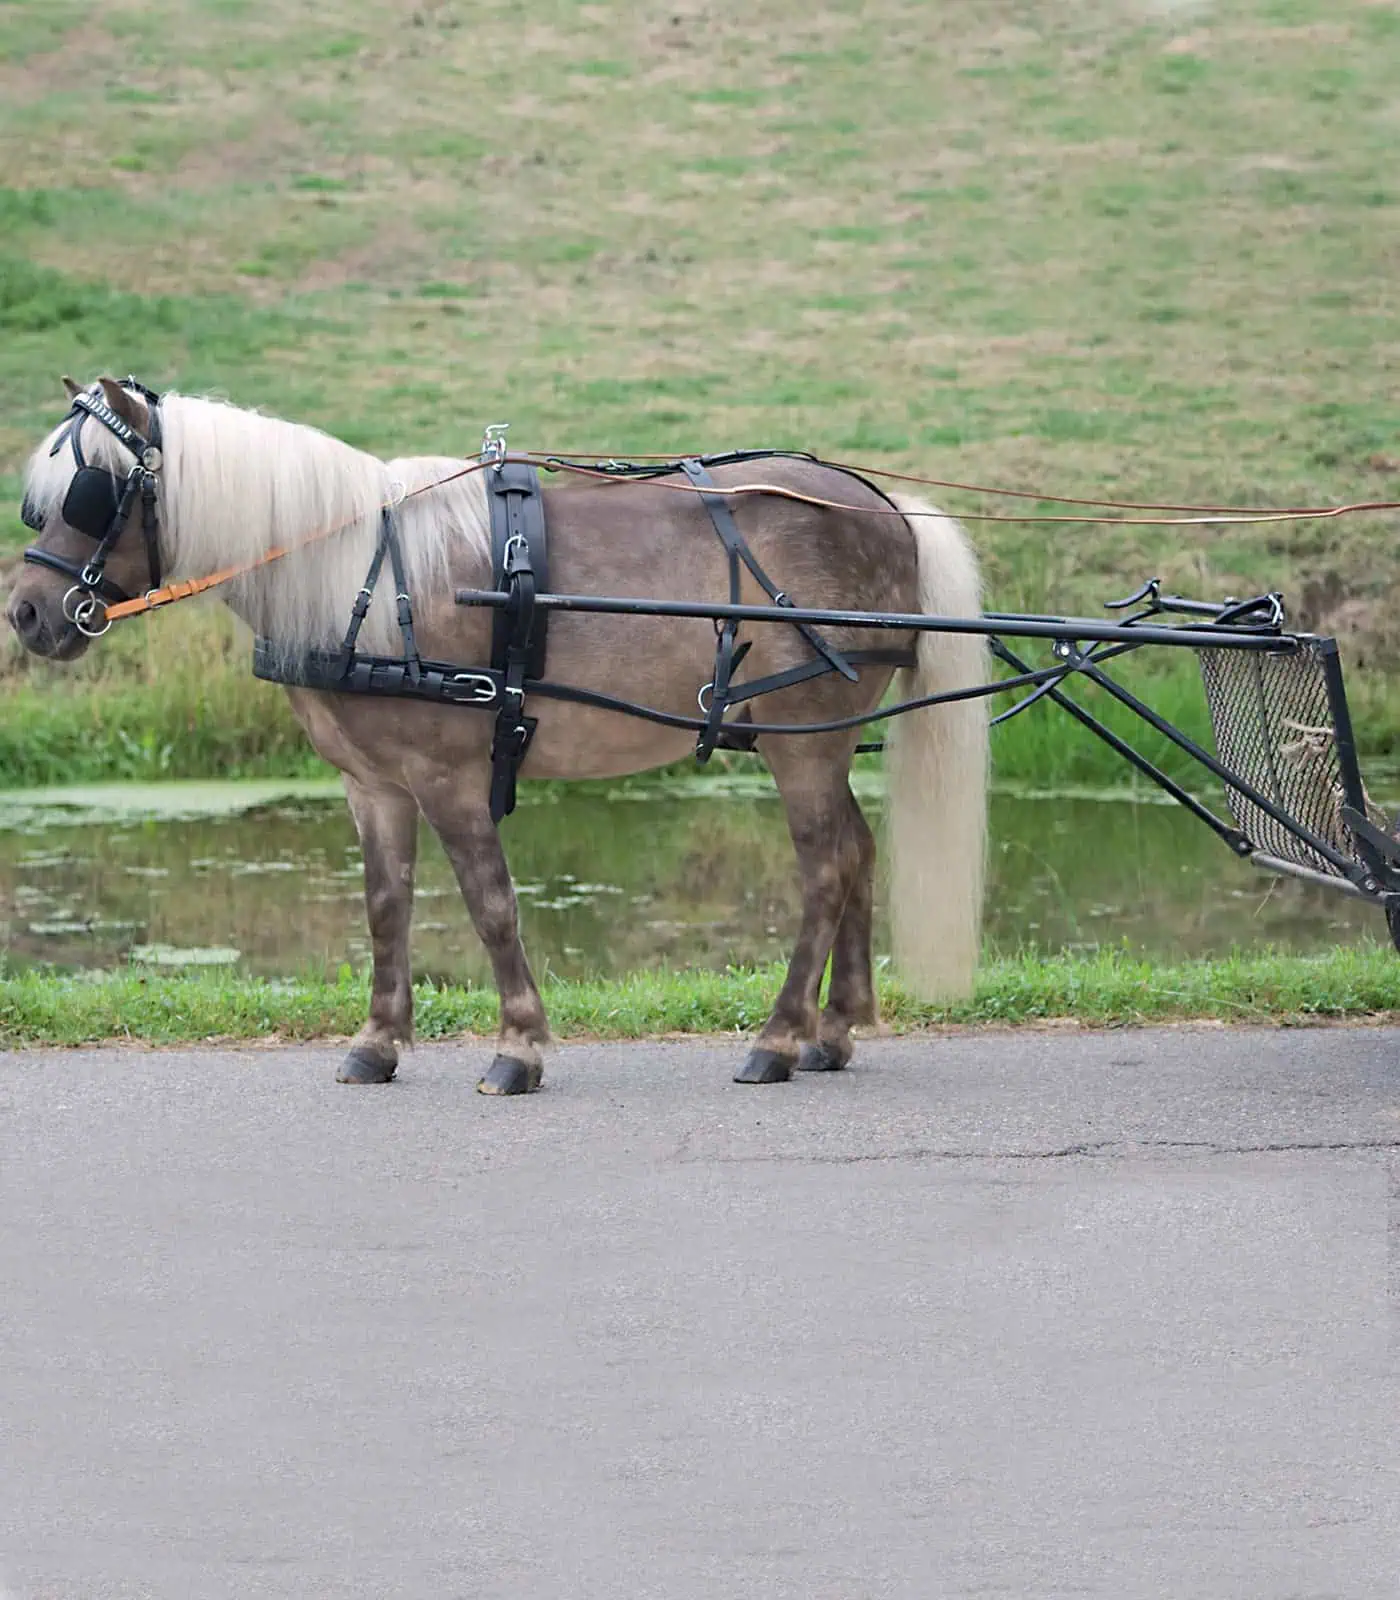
[7,945,1400,1047]
[3,0,1400,786]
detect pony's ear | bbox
[97,375,151,437]
[62,374,83,400]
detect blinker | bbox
[20,376,164,616]
[61,467,125,541]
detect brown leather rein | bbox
[101,449,1400,627]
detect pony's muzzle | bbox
[5,579,90,660]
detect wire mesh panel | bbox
[1197,640,1392,877]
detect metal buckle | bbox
[443,672,498,706]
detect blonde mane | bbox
[23,386,492,655]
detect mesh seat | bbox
[1197,640,1396,878]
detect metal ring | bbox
[76,604,111,638]
[697,681,714,713]
[63,587,111,638]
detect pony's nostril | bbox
[10,599,39,639]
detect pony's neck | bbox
[160,394,391,582]
[154,395,492,657]
[159,393,394,652]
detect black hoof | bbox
[797,1041,849,1073]
[477,1055,543,1096]
[336,1046,397,1085]
[734,1048,794,1085]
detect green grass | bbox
[4,0,1400,786]
[6,947,1400,1047]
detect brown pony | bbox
[7,377,989,1093]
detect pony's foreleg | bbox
[738,739,865,1085]
[797,785,878,1074]
[415,784,550,1096]
[336,776,420,1085]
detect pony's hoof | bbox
[336,1046,397,1085]
[797,1041,849,1073]
[477,1055,543,1096]
[734,1048,794,1085]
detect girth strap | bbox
[489,461,550,680]
[487,462,550,822]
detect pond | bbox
[0,775,1393,981]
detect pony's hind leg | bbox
[738,737,865,1085]
[415,783,550,1096]
[337,776,420,1085]
[798,784,878,1073]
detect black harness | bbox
[253,444,915,823]
[21,380,165,635]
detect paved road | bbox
[1,1027,1397,1599]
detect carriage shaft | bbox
[454,587,1300,653]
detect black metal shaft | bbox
[453,588,1298,653]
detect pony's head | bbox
[7,375,165,660]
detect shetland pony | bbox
[9,377,988,1093]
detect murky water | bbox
[0,777,1393,980]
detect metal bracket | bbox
[480,423,510,466]
[1105,577,1161,611]
[1339,806,1400,883]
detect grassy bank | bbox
[4,0,1400,787]
[6,947,1400,1048]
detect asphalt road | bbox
[1,1026,1397,1600]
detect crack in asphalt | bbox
[683,1137,1400,1167]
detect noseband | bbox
[21,379,165,638]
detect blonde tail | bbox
[883,492,989,1000]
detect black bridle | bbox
[21,379,165,637]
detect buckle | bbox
[443,672,498,706]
